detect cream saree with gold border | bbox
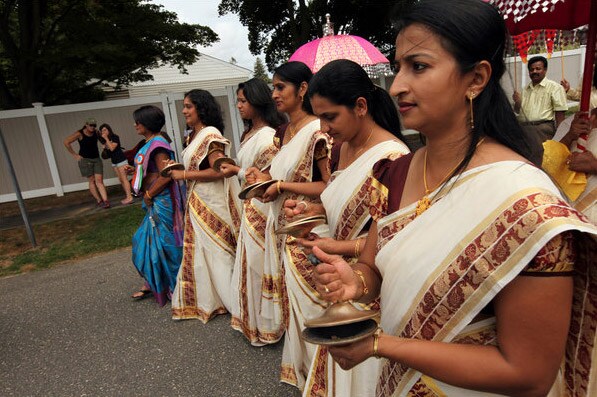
[258,119,331,388]
[171,126,241,323]
[370,161,596,397]
[303,140,410,397]
[229,126,279,345]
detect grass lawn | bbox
[0,203,144,277]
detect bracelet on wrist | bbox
[372,328,383,358]
[354,239,361,258]
[276,180,283,195]
[145,191,152,200]
[353,269,369,297]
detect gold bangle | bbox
[145,190,152,200]
[354,239,361,258]
[373,328,382,358]
[183,170,186,180]
[276,180,282,195]
[353,269,369,296]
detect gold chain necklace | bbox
[287,114,309,140]
[350,127,374,162]
[185,124,206,146]
[415,138,485,216]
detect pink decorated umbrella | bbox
[289,14,392,78]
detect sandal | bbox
[131,289,152,300]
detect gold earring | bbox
[468,92,475,130]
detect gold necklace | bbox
[287,114,309,140]
[351,127,374,161]
[185,124,206,146]
[415,138,485,216]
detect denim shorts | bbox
[112,160,128,168]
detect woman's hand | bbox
[219,163,239,178]
[283,199,325,220]
[245,167,270,184]
[261,182,280,203]
[328,334,376,370]
[312,246,360,303]
[296,235,339,254]
[124,165,135,175]
[169,169,185,180]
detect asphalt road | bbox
[0,248,300,397]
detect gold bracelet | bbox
[276,180,282,195]
[183,170,186,180]
[354,239,361,258]
[372,328,382,358]
[145,190,152,200]
[353,269,369,296]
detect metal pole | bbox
[0,127,36,247]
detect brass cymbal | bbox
[238,179,277,200]
[304,301,379,328]
[212,156,236,172]
[301,319,378,346]
[275,215,327,237]
[160,162,185,177]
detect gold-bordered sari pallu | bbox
[171,126,241,323]
[303,140,409,397]
[229,126,280,345]
[369,161,596,397]
[259,119,330,388]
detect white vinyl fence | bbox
[0,88,244,203]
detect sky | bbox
[150,0,259,71]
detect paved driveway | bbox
[0,248,300,397]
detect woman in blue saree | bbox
[130,105,185,306]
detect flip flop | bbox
[131,289,152,300]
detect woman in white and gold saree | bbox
[220,78,285,345]
[169,89,241,323]
[245,62,331,389]
[312,1,597,396]
[287,59,410,397]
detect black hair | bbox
[273,61,314,114]
[527,55,548,70]
[184,89,225,133]
[308,59,406,143]
[237,78,286,136]
[98,123,116,140]
[133,105,166,133]
[393,0,537,169]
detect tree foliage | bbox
[218,0,416,71]
[252,57,269,82]
[0,0,219,109]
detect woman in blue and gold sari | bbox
[130,105,185,307]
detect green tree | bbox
[0,0,219,109]
[218,0,416,71]
[253,57,269,82]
